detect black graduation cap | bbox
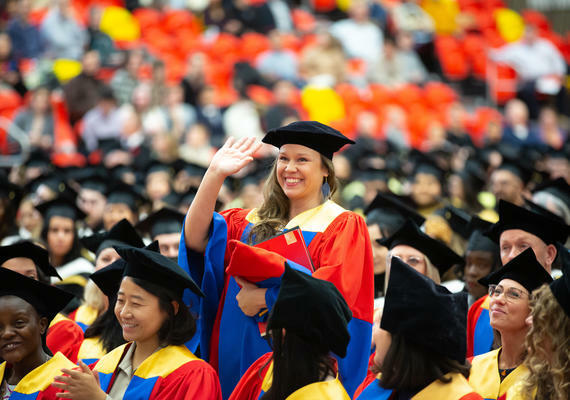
[365,191,425,228]
[135,207,185,239]
[478,248,553,293]
[550,247,570,317]
[486,200,569,245]
[105,181,146,211]
[81,219,145,256]
[496,153,532,185]
[381,257,468,363]
[435,205,472,240]
[466,217,498,253]
[457,159,487,193]
[90,258,126,299]
[354,166,391,183]
[181,162,207,178]
[267,263,352,357]
[23,172,67,197]
[0,174,23,206]
[262,120,355,160]
[145,160,176,178]
[74,167,108,195]
[524,198,567,225]
[0,267,74,322]
[0,241,61,280]
[532,177,570,209]
[378,219,465,275]
[114,244,204,299]
[409,149,446,181]
[36,196,86,221]
[98,138,124,155]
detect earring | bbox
[321,180,331,199]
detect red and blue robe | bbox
[229,352,351,400]
[47,313,84,363]
[178,201,374,399]
[94,342,222,399]
[354,373,483,400]
[466,295,493,358]
[468,348,529,400]
[0,352,75,399]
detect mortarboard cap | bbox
[0,241,61,280]
[105,181,146,211]
[81,219,145,257]
[532,177,570,209]
[24,149,52,169]
[365,191,425,229]
[478,248,552,293]
[378,219,465,276]
[36,196,86,221]
[262,121,355,160]
[381,257,468,363]
[486,200,569,245]
[135,207,185,239]
[114,244,204,299]
[496,153,532,185]
[549,247,570,317]
[0,267,74,322]
[267,263,352,357]
[0,174,23,207]
[90,258,126,299]
[466,217,498,254]
[435,205,472,240]
[409,149,446,181]
[74,167,108,195]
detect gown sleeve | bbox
[150,360,222,400]
[177,208,250,358]
[47,319,84,363]
[228,352,273,400]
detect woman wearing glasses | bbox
[468,248,552,400]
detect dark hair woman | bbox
[53,245,222,400]
[182,121,374,398]
[355,257,482,400]
[0,268,75,399]
[230,264,352,399]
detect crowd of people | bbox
[0,0,570,399]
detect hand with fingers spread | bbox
[209,137,262,178]
[52,361,107,400]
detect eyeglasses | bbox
[488,284,529,302]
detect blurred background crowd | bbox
[0,0,569,290]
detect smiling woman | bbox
[52,244,221,400]
[181,121,374,399]
[0,267,75,400]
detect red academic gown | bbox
[179,201,374,399]
[94,342,222,399]
[229,352,350,400]
[47,313,84,363]
[0,352,75,399]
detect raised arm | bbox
[184,137,262,252]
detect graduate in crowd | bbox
[409,152,446,218]
[508,249,570,400]
[463,217,501,306]
[0,268,76,399]
[468,248,553,400]
[36,197,94,311]
[230,264,352,400]
[136,207,185,261]
[73,219,145,332]
[181,121,374,398]
[466,200,568,357]
[0,241,84,363]
[355,257,482,400]
[53,244,222,399]
[364,192,426,299]
[378,218,465,291]
[102,183,146,230]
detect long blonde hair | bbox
[521,284,570,400]
[248,155,337,244]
